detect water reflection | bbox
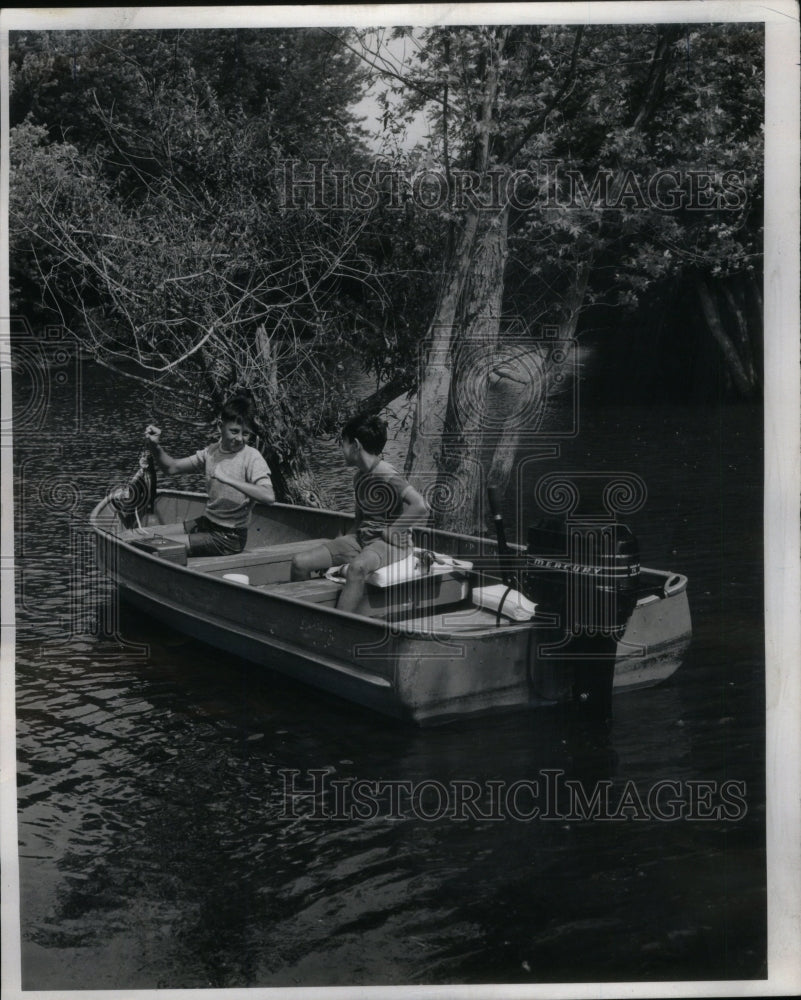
[13,367,766,987]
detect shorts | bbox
[322,532,410,571]
[184,515,248,557]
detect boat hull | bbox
[91,491,691,725]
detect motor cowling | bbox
[522,517,640,633]
[521,518,640,719]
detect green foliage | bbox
[9,28,445,484]
[382,23,763,330]
[10,29,371,161]
[10,17,765,510]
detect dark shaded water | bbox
[12,360,766,988]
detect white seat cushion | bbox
[367,549,473,588]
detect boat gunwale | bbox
[89,492,537,640]
[89,490,690,642]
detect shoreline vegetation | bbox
[9,24,763,530]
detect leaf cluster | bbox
[382,23,763,323]
[9,28,444,463]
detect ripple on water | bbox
[12,385,767,988]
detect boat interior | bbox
[113,491,684,630]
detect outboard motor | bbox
[522,518,640,719]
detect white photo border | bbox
[1,3,798,998]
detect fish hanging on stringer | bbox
[108,450,157,530]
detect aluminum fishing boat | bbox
[90,488,691,725]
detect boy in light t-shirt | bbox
[144,392,274,556]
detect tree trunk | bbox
[404,26,509,486]
[721,282,759,389]
[747,271,764,385]
[696,274,758,397]
[266,451,333,508]
[254,324,333,507]
[435,203,509,534]
[485,361,548,509]
[485,261,590,508]
[403,207,482,481]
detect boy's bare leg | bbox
[291,544,334,581]
[336,548,382,613]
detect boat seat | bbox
[366,550,472,588]
[259,568,471,619]
[188,537,331,585]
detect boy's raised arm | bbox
[144,424,199,476]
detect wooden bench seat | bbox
[188,537,330,585]
[259,569,471,619]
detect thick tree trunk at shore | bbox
[402,209,482,482]
[486,262,590,507]
[404,27,508,490]
[434,204,510,534]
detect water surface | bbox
[13,361,766,988]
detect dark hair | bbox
[220,391,258,433]
[341,413,387,455]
